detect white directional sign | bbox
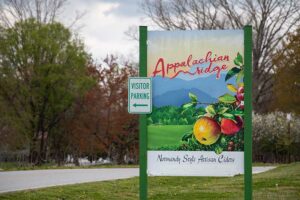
[128,77,152,114]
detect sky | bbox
[147,30,244,78]
[61,0,149,62]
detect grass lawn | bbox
[0,163,299,200]
[148,125,192,149]
[0,162,138,171]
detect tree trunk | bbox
[73,153,80,166]
[29,137,38,164]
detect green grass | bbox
[0,162,138,171]
[148,125,192,149]
[1,163,299,200]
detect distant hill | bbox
[152,74,235,99]
[153,88,216,107]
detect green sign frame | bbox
[138,26,252,200]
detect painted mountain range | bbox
[152,73,235,107]
[153,88,216,107]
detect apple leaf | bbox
[215,146,223,155]
[196,114,206,119]
[225,67,241,81]
[217,107,229,114]
[197,107,206,116]
[182,132,192,142]
[218,93,236,104]
[190,135,199,145]
[237,52,243,63]
[183,102,195,109]
[234,52,243,66]
[205,105,216,115]
[227,84,237,93]
[234,59,240,66]
[198,107,206,113]
[230,110,244,116]
[181,102,196,114]
[189,92,198,102]
[236,70,244,83]
[222,113,236,121]
[220,136,227,145]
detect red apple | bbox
[221,118,241,135]
[235,100,244,110]
[227,146,234,151]
[237,86,244,94]
[236,116,244,128]
[239,101,244,110]
[236,92,244,101]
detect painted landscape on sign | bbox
[147,30,245,154]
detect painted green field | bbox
[0,163,299,199]
[148,125,192,149]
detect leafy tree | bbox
[272,29,300,114]
[253,112,300,163]
[61,56,139,164]
[0,19,94,164]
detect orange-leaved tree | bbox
[60,56,138,165]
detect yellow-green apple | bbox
[193,117,221,145]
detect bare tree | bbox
[0,0,67,27]
[142,0,300,112]
[0,0,85,29]
[124,25,139,41]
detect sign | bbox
[138,26,252,200]
[146,29,248,177]
[128,77,152,114]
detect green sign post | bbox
[137,25,252,200]
[244,25,253,200]
[139,26,148,200]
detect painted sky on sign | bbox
[147,30,244,79]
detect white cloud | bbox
[60,0,143,62]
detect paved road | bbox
[252,166,276,174]
[0,166,276,193]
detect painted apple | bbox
[221,118,241,135]
[193,117,221,145]
[228,141,235,151]
[235,100,244,110]
[236,116,244,128]
[237,92,244,101]
[237,86,244,101]
[228,146,234,151]
[237,86,244,94]
[239,101,244,110]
